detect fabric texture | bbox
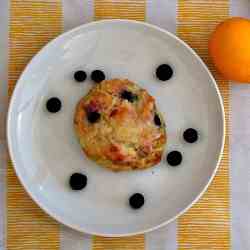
[1,0,250,249]
[7,1,62,250]
[177,1,230,249]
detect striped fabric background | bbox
[177,1,230,249]
[0,0,250,249]
[7,2,62,250]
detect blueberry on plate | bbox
[87,111,101,123]
[91,70,105,83]
[74,70,87,82]
[183,128,198,143]
[69,173,87,190]
[167,151,182,166]
[156,64,173,81]
[46,97,62,113]
[129,193,145,209]
[120,90,138,103]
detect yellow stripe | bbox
[94,0,145,21]
[93,0,145,249]
[8,1,62,250]
[92,235,145,250]
[177,1,230,249]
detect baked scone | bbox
[74,79,166,171]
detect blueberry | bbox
[69,173,87,190]
[129,193,145,209]
[87,111,101,123]
[74,70,87,82]
[167,151,182,166]
[154,114,161,126]
[183,128,198,143]
[91,70,105,83]
[46,97,61,113]
[156,64,173,81]
[120,90,138,102]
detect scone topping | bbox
[120,90,138,103]
[87,111,101,123]
[154,114,162,127]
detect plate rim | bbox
[7,19,225,237]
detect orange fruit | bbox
[209,17,250,82]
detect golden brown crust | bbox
[74,79,167,171]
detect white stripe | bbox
[60,226,92,250]
[230,0,250,18]
[0,0,9,249]
[60,1,93,249]
[230,1,250,250]
[146,223,177,250]
[146,0,177,249]
[230,84,250,250]
[0,0,9,141]
[0,142,6,250]
[146,0,177,34]
[62,0,94,32]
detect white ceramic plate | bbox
[7,20,225,237]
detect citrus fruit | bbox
[209,17,250,82]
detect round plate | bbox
[7,20,225,236]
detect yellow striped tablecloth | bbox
[7,0,231,249]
